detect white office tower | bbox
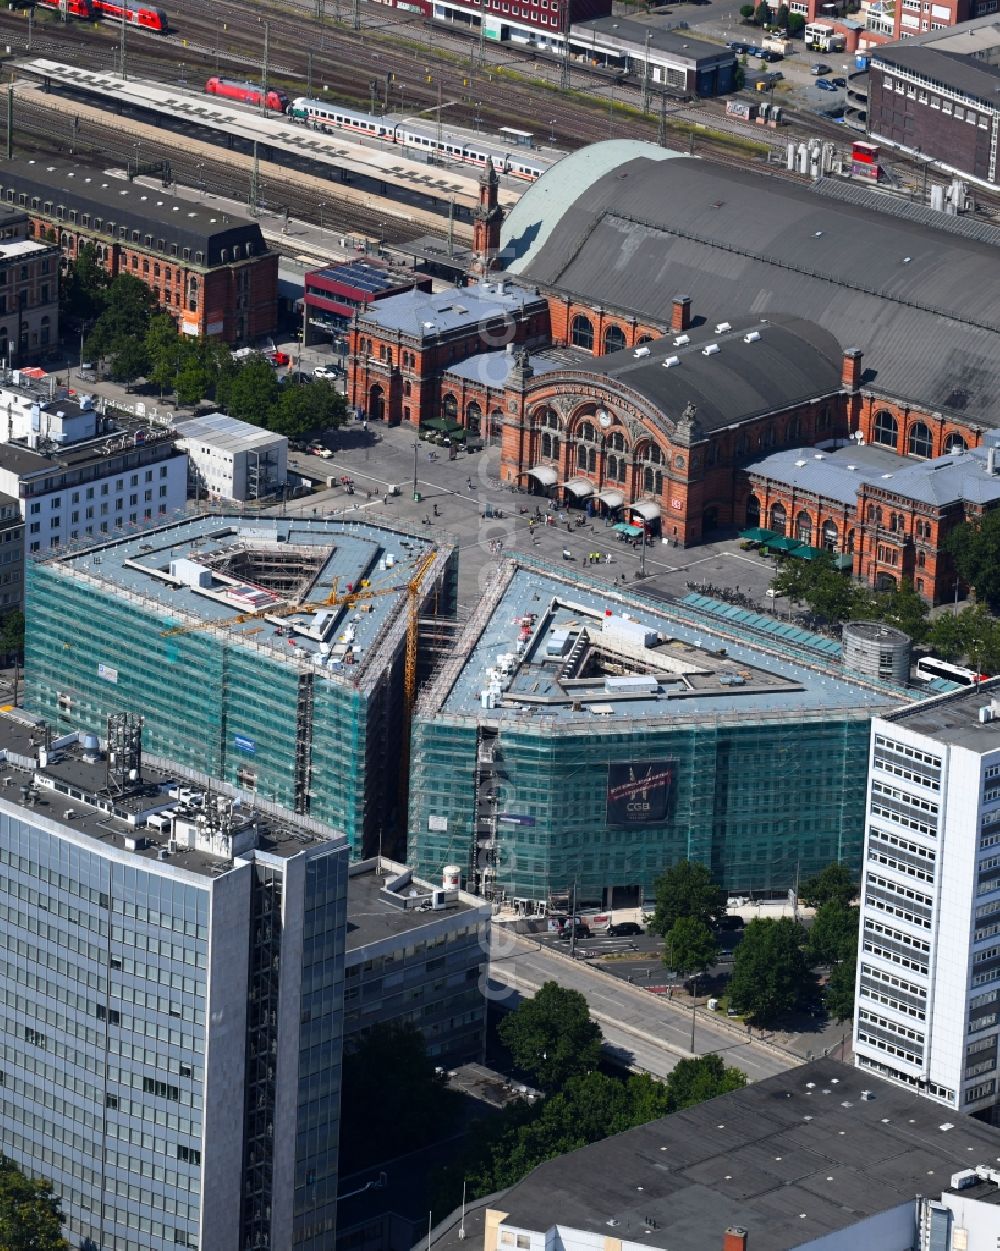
[855,681,1000,1117]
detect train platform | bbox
[14,58,525,217]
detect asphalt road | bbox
[489,929,799,1083]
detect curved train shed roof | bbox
[501,142,1000,427]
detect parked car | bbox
[811,63,831,75]
[830,77,846,89]
[607,921,643,938]
[816,78,835,91]
[729,40,751,53]
[313,364,340,380]
[758,49,782,62]
[308,445,333,459]
[265,349,290,367]
[557,922,591,939]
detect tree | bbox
[728,917,812,1024]
[498,983,602,1092]
[799,861,855,909]
[770,553,861,624]
[825,946,857,1022]
[787,11,805,33]
[649,860,726,936]
[926,605,1000,675]
[108,335,150,388]
[223,358,281,428]
[753,0,769,22]
[664,1054,746,1109]
[0,1155,68,1250]
[806,901,859,967]
[85,273,158,363]
[775,3,790,24]
[60,242,110,328]
[339,1024,461,1173]
[0,610,24,661]
[945,510,1000,613]
[663,917,719,988]
[144,312,184,396]
[869,579,929,644]
[739,3,755,17]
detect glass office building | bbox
[23,514,455,858]
[0,712,348,1251]
[410,562,912,908]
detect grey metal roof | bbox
[573,16,734,66]
[0,159,267,267]
[872,17,1000,104]
[886,677,1000,751]
[582,316,843,434]
[751,441,1000,508]
[175,412,286,454]
[486,1058,1000,1251]
[501,146,1000,427]
[446,349,563,388]
[359,279,547,340]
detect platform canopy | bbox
[527,465,558,486]
[631,500,661,521]
[563,478,594,498]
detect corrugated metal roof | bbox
[502,146,1000,427]
[175,412,285,454]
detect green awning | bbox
[789,544,825,561]
[614,523,644,536]
[740,527,777,543]
[422,418,448,432]
[764,535,804,553]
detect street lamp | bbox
[412,441,419,499]
[642,29,652,114]
[689,974,699,1053]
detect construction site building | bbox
[23,513,456,857]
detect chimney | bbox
[671,295,692,335]
[842,347,863,391]
[723,1228,748,1251]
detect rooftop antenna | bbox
[106,712,143,797]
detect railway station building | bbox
[0,159,278,341]
[408,556,911,909]
[350,141,1000,602]
[23,514,457,857]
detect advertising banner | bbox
[606,761,674,825]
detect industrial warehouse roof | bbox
[0,159,267,267]
[871,17,1000,104]
[43,514,446,680]
[501,145,1000,427]
[573,15,735,66]
[359,278,547,339]
[585,317,843,433]
[418,560,908,726]
[444,1059,1000,1251]
[175,412,287,454]
[750,441,1000,509]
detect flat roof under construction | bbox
[422,560,912,725]
[43,513,448,678]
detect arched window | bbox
[918,550,926,568]
[643,467,663,494]
[847,529,856,553]
[786,416,800,444]
[489,408,503,444]
[607,431,628,454]
[636,334,653,345]
[577,420,597,443]
[603,325,626,354]
[577,444,593,471]
[541,432,559,460]
[944,432,967,454]
[539,408,560,431]
[746,495,761,527]
[822,520,838,551]
[638,442,664,466]
[443,394,458,422]
[874,410,899,448]
[769,503,787,535]
[466,402,482,435]
[606,454,626,484]
[571,315,594,351]
[908,421,932,458]
[796,511,812,543]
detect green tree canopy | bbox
[728,917,812,1024]
[84,273,158,364]
[869,579,929,644]
[60,242,110,328]
[223,358,282,428]
[926,605,1000,674]
[825,948,858,1022]
[339,1023,461,1173]
[0,610,24,661]
[498,982,602,1092]
[775,3,790,24]
[650,860,726,936]
[770,553,860,624]
[108,335,150,388]
[663,917,719,987]
[739,3,755,17]
[753,0,769,21]
[945,510,1000,612]
[0,1155,68,1250]
[806,901,859,967]
[787,10,805,31]
[799,862,856,909]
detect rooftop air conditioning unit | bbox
[702,344,720,357]
[715,321,732,333]
[662,355,680,369]
[673,333,690,347]
[743,330,761,344]
[633,346,651,358]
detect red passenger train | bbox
[35,0,168,32]
[205,78,289,113]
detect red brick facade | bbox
[35,219,277,342]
